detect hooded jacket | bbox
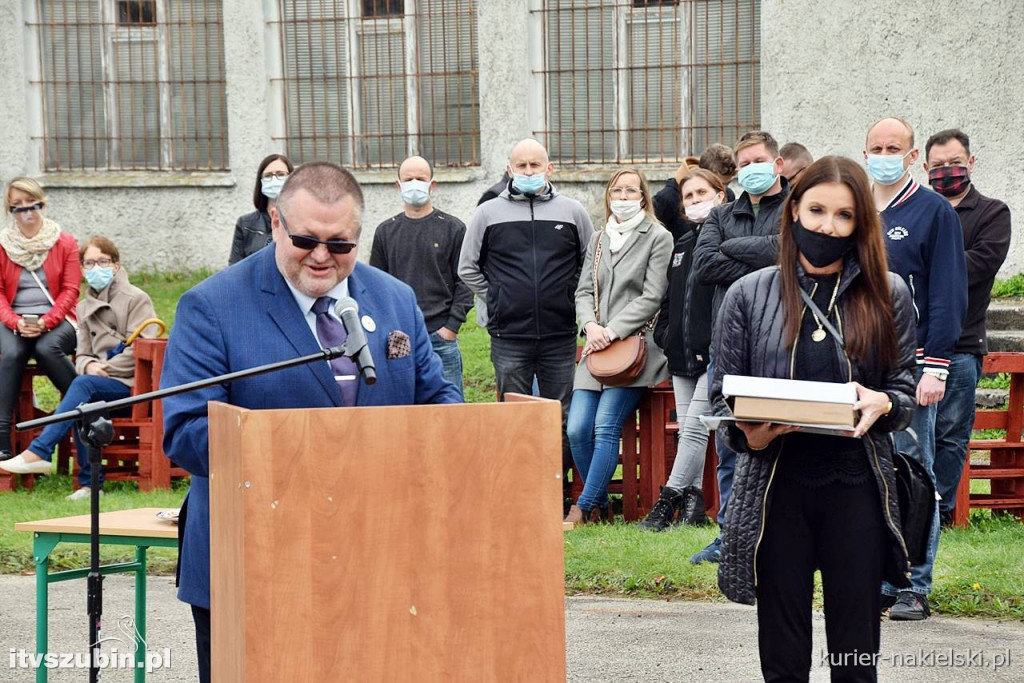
[459,182,594,339]
[710,260,916,605]
[653,223,714,377]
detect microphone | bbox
[333,297,377,385]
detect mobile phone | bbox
[22,314,40,326]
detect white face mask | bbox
[609,200,642,221]
[261,175,286,200]
[399,179,431,207]
[684,197,719,223]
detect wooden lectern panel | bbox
[209,399,565,682]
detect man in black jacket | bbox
[459,139,595,499]
[923,129,1011,528]
[690,130,789,563]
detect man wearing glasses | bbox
[161,161,462,683]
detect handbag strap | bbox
[590,231,656,334]
[799,287,844,348]
[28,268,57,307]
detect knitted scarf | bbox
[0,217,61,271]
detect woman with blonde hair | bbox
[564,168,673,524]
[0,177,79,461]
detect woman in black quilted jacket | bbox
[709,156,917,682]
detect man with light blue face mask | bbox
[691,130,790,565]
[866,116,967,622]
[459,138,595,513]
[369,155,473,395]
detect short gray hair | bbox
[277,162,365,225]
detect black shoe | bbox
[676,486,712,527]
[637,486,685,531]
[889,591,930,621]
[939,508,953,529]
[0,450,14,463]
[880,593,898,615]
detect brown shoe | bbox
[563,504,585,526]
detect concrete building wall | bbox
[761,0,1024,271]
[0,1,1019,274]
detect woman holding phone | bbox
[0,177,80,462]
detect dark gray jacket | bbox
[693,181,789,326]
[711,260,916,605]
[229,210,273,266]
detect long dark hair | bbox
[252,153,294,212]
[779,156,898,369]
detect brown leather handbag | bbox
[584,234,652,387]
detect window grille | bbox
[31,0,228,171]
[275,0,480,169]
[534,0,760,164]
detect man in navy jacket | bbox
[162,162,461,682]
[865,117,968,621]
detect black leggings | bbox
[0,320,76,452]
[756,474,888,683]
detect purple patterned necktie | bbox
[312,296,358,406]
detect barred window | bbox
[31,0,228,172]
[276,0,480,169]
[535,0,760,164]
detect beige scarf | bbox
[604,212,645,253]
[0,217,61,271]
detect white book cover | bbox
[722,375,856,405]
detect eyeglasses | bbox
[608,187,642,199]
[262,171,289,179]
[83,258,114,269]
[278,211,358,255]
[10,202,43,214]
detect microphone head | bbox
[334,296,359,318]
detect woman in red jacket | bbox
[0,177,80,461]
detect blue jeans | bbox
[885,366,940,597]
[28,375,132,488]
[568,387,646,510]
[707,356,736,527]
[429,331,464,398]
[933,353,983,514]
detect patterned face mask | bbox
[927,165,971,197]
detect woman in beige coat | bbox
[1,236,159,499]
[564,168,673,524]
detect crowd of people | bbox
[0,116,1012,682]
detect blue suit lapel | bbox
[348,266,373,406]
[258,247,344,407]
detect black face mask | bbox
[791,218,856,268]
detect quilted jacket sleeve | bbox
[870,273,918,433]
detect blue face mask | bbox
[85,266,115,291]
[512,172,547,195]
[737,162,778,196]
[865,152,911,185]
[261,175,286,200]
[399,179,431,207]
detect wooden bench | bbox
[0,365,75,492]
[954,352,1024,527]
[67,338,188,492]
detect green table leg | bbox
[134,545,147,683]
[33,533,59,683]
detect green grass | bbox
[991,274,1024,298]
[6,270,1024,621]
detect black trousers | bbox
[0,321,76,452]
[192,605,211,683]
[755,474,887,683]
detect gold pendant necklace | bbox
[809,272,842,343]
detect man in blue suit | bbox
[161,162,462,682]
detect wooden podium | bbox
[208,396,566,682]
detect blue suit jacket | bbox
[161,246,462,608]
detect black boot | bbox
[637,486,684,531]
[676,486,711,526]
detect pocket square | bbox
[387,330,411,359]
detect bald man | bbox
[865,117,967,622]
[459,139,594,508]
[370,155,473,394]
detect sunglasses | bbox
[10,202,44,214]
[278,211,358,255]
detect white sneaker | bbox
[0,454,52,475]
[67,487,102,501]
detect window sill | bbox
[37,171,237,189]
[352,167,487,185]
[553,164,681,183]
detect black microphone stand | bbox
[17,339,368,682]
